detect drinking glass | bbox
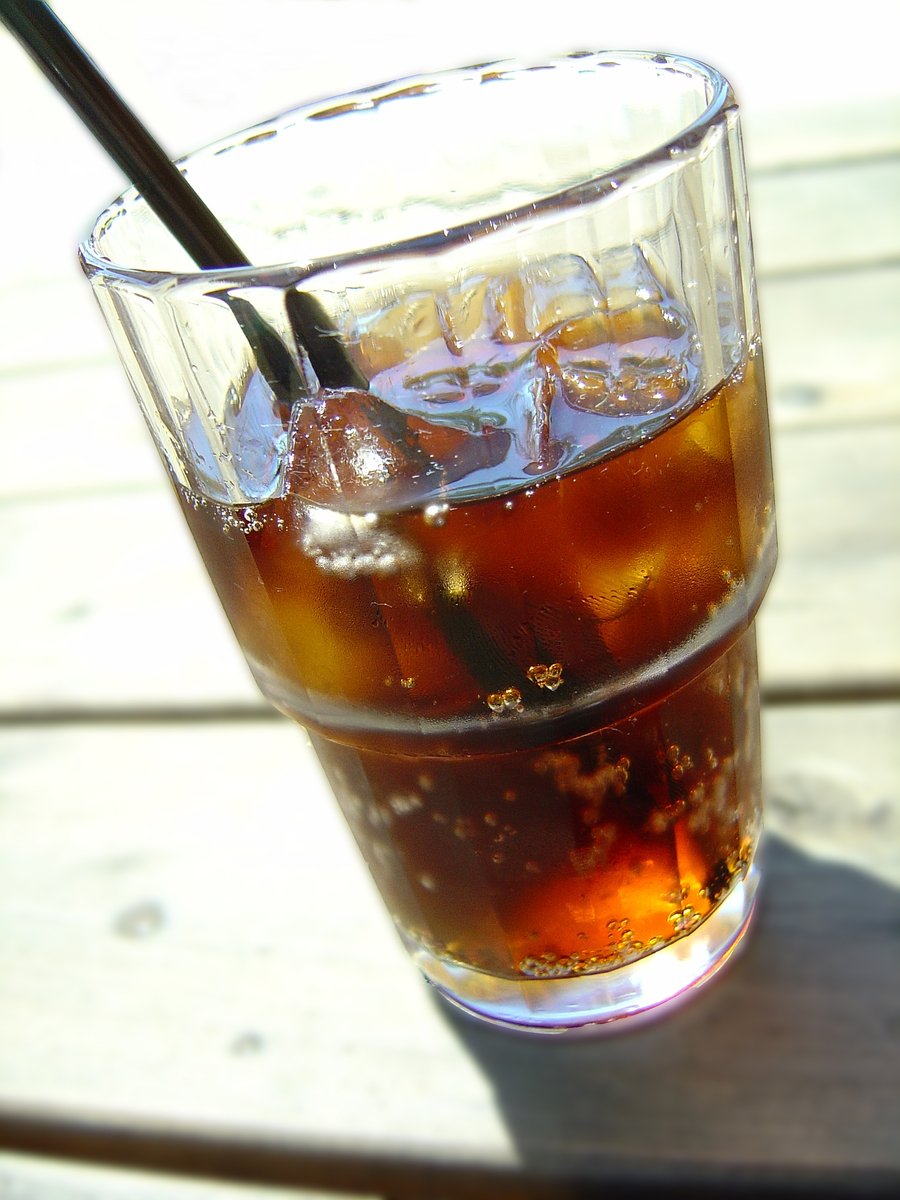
[82,51,776,1031]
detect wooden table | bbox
[1,5,899,1197]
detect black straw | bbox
[0,0,367,392]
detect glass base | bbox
[416,865,759,1034]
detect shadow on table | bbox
[437,835,900,1197]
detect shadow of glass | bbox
[434,835,900,1196]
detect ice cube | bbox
[285,387,511,511]
[519,341,566,474]
[223,368,289,500]
[355,290,445,377]
[353,261,599,485]
[487,254,605,343]
[309,249,702,503]
[550,246,701,418]
[176,366,288,503]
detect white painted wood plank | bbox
[0,361,162,501]
[762,266,900,430]
[0,1153,375,1200]
[2,415,897,711]
[0,723,511,1153]
[751,158,900,278]
[1,419,897,712]
[758,421,900,692]
[764,702,900,888]
[0,490,260,711]
[0,281,118,380]
[744,96,900,171]
[0,708,896,1188]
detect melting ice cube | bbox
[180,367,290,503]
[285,387,510,511]
[290,247,703,506]
[223,368,289,500]
[550,246,701,418]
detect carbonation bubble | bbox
[454,817,476,839]
[388,792,423,816]
[527,662,564,691]
[486,687,523,714]
[668,906,701,933]
[423,502,450,527]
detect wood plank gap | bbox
[3,678,900,728]
[749,148,900,178]
[0,1104,896,1200]
[0,484,167,509]
[759,254,900,283]
[0,356,118,383]
[0,705,277,728]
[762,680,900,706]
[772,410,900,437]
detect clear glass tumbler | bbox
[82,51,776,1031]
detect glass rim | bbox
[80,49,735,290]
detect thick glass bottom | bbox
[416,864,759,1034]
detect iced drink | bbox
[83,53,776,1029]
[177,249,774,1027]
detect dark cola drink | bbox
[177,256,776,1028]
